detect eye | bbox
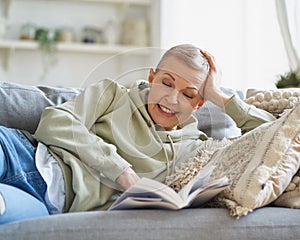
[183,93,193,99]
[162,79,172,87]
[182,90,198,99]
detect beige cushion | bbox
[272,170,300,208]
[245,88,300,117]
[166,104,300,218]
[207,104,300,217]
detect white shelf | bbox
[0,40,151,70]
[0,40,149,54]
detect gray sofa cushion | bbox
[1,207,300,240]
[0,82,241,138]
[194,87,243,139]
[0,82,80,134]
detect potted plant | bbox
[35,28,59,80]
[275,71,300,88]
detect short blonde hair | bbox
[156,44,210,76]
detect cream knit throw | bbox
[165,138,234,192]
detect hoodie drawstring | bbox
[148,122,177,178]
[158,134,176,177]
[162,144,170,177]
[167,134,176,176]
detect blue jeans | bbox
[0,126,49,224]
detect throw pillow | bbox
[272,169,300,208]
[167,103,300,218]
[245,88,300,117]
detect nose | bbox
[166,89,179,104]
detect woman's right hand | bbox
[116,167,140,191]
[200,50,231,107]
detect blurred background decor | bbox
[276,71,300,88]
[0,0,157,87]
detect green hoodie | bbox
[34,79,275,212]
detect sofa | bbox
[0,81,300,240]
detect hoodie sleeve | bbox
[34,79,131,182]
[224,95,276,132]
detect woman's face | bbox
[147,56,206,130]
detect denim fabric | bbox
[0,183,49,224]
[0,126,49,223]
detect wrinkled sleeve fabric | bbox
[34,79,131,182]
[224,95,276,132]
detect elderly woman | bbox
[0,44,275,223]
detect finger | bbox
[200,50,216,72]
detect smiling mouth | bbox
[158,104,177,115]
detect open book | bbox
[109,163,229,211]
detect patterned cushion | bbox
[272,169,300,208]
[207,104,300,217]
[245,88,300,117]
[167,104,300,218]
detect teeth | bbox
[160,105,175,114]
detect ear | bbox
[194,100,206,111]
[148,68,155,84]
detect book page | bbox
[109,178,185,210]
[109,161,229,211]
[185,176,229,204]
[178,161,216,201]
[187,185,228,208]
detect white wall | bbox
[160,0,290,92]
